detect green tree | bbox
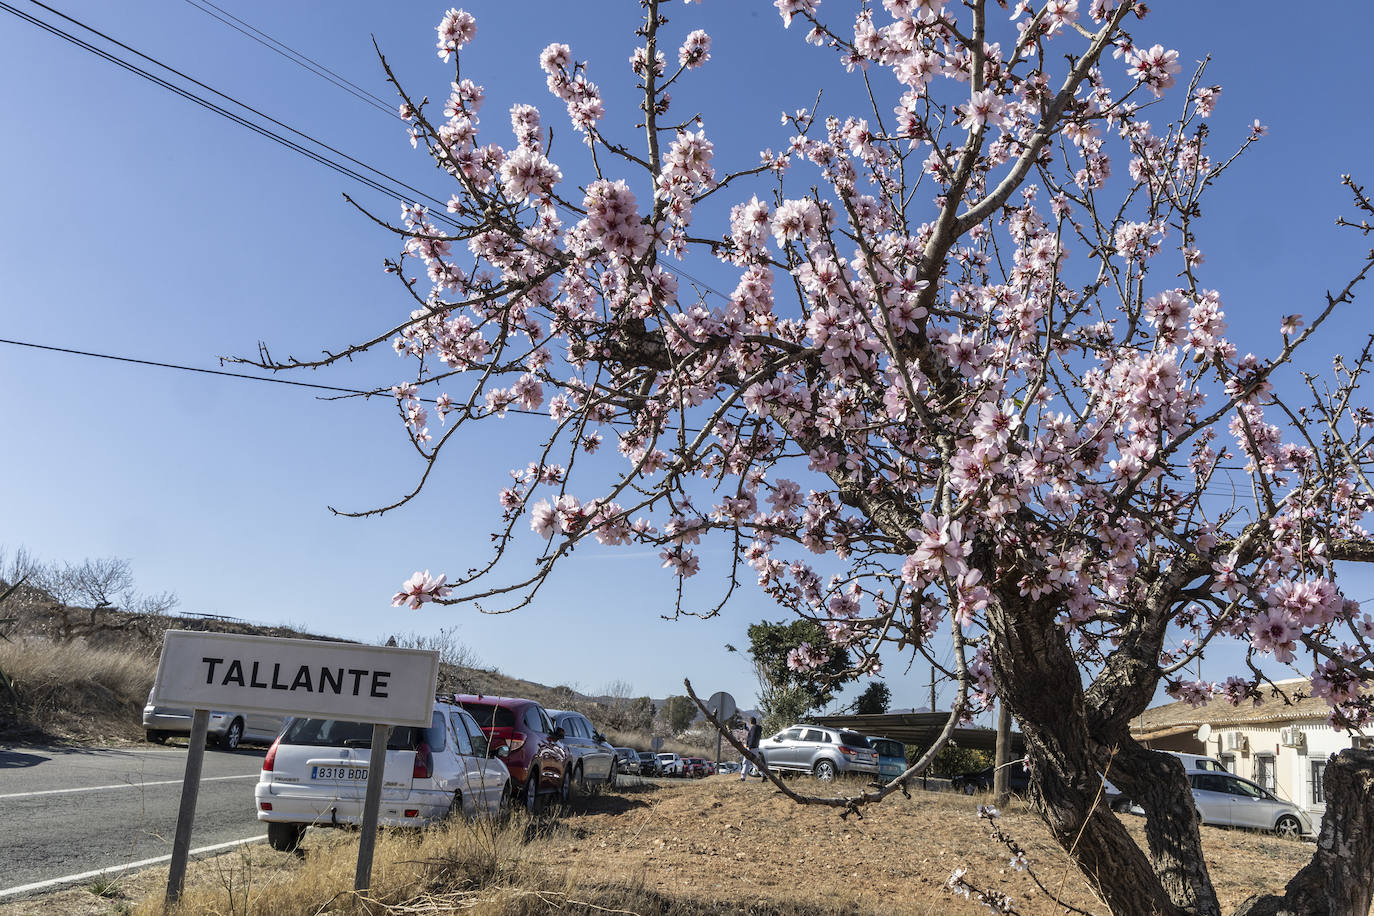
[747,619,852,717]
[626,696,655,732]
[854,682,891,716]
[661,695,696,734]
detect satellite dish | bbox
[1196,723,1213,743]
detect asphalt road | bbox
[0,744,267,897]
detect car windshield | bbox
[458,702,517,729]
[839,731,871,748]
[281,713,445,751]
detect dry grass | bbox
[601,727,714,759]
[0,636,155,743]
[25,777,1318,916]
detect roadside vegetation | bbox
[0,636,156,743]
[56,778,1305,916]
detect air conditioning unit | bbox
[1280,727,1306,751]
[1224,732,1249,753]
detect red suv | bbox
[454,695,571,811]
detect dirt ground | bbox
[545,776,1311,914]
[1,775,1319,916]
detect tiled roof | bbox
[1132,678,1338,733]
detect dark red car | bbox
[684,756,707,778]
[454,695,571,811]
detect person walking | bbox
[740,716,763,780]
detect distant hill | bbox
[0,600,671,746]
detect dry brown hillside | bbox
[0,602,694,751]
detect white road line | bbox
[0,773,259,800]
[0,835,265,900]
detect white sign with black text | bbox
[152,630,440,727]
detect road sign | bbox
[152,630,441,727]
[154,630,439,903]
[651,736,665,752]
[706,691,737,767]
[706,691,736,722]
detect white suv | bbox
[255,701,511,850]
[655,752,684,776]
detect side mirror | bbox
[495,744,510,759]
[551,726,566,741]
[593,732,606,744]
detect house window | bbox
[1253,754,1276,792]
[1310,759,1328,805]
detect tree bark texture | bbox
[985,587,1191,916]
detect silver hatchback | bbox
[758,725,878,780]
[1186,770,1313,837]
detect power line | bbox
[0,336,384,397]
[143,0,738,304]
[177,0,398,119]
[3,0,462,228]
[12,0,738,304]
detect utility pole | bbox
[993,699,1012,808]
[929,665,936,712]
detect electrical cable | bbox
[19,0,457,222]
[177,0,399,119]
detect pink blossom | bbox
[499,147,562,202]
[959,90,1009,132]
[436,9,477,62]
[1248,607,1299,664]
[530,500,557,538]
[1125,44,1180,97]
[391,570,452,609]
[678,30,711,69]
[774,0,820,28]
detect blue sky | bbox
[2,1,1371,713]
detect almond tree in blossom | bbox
[247,2,1374,913]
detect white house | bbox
[1130,678,1370,821]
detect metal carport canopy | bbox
[811,712,1024,755]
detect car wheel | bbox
[1110,797,1133,814]
[813,759,837,781]
[498,781,512,818]
[961,781,976,796]
[572,763,585,795]
[218,718,244,752]
[606,762,617,789]
[146,730,166,744]
[524,770,541,814]
[266,822,305,852]
[560,766,572,804]
[445,790,464,819]
[1274,815,1302,839]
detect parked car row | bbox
[251,693,629,850]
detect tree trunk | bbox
[1233,749,1374,916]
[994,699,1012,808]
[1106,739,1222,916]
[985,588,1189,916]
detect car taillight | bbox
[506,732,527,752]
[839,746,856,756]
[263,736,280,771]
[413,742,433,779]
[259,802,273,811]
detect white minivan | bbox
[255,701,511,850]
